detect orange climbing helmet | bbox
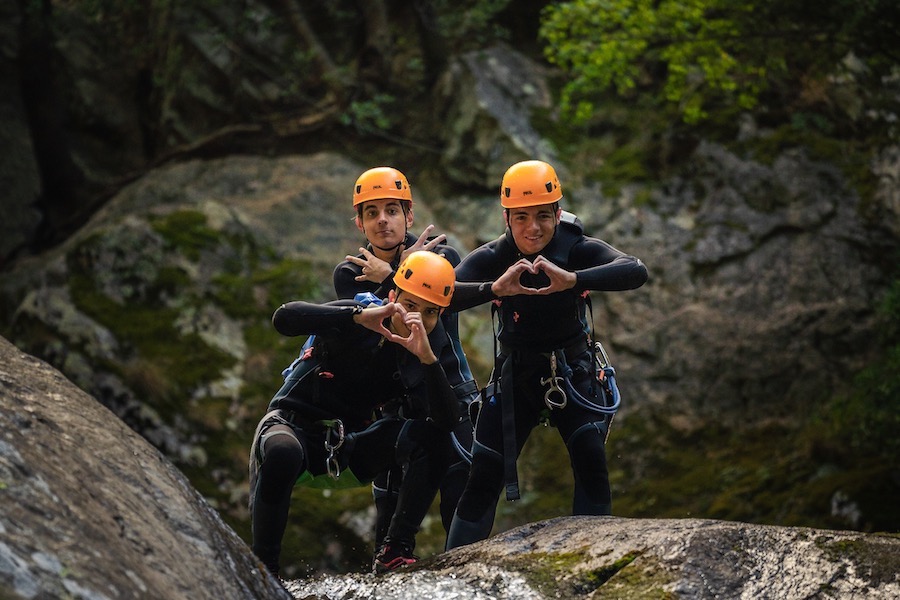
[500,160,562,208]
[394,251,455,307]
[353,167,413,206]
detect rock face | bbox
[0,335,288,600]
[579,142,900,424]
[291,516,900,599]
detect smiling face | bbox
[505,203,560,255]
[356,198,413,256]
[390,290,443,336]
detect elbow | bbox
[271,304,296,335]
[632,258,649,288]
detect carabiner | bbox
[541,377,567,409]
[540,353,567,410]
[324,419,345,452]
[323,419,345,480]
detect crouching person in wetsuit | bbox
[332,166,477,552]
[250,251,461,575]
[445,160,649,549]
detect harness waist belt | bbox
[280,409,329,430]
[499,338,590,360]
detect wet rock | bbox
[289,516,900,599]
[0,335,289,600]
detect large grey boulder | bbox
[0,335,288,600]
[290,516,900,599]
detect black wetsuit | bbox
[446,221,648,549]
[249,299,461,574]
[333,232,477,549]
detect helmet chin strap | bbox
[370,221,409,255]
[371,241,403,253]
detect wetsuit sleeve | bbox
[570,237,649,292]
[332,261,359,299]
[272,300,361,337]
[434,244,461,267]
[448,282,496,311]
[421,362,460,431]
[333,258,396,299]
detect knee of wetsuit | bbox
[396,421,455,472]
[372,468,401,502]
[446,507,496,550]
[454,441,504,522]
[393,421,421,465]
[259,432,304,478]
[254,432,304,506]
[438,460,469,534]
[567,422,609,473]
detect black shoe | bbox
[373,542,418,574]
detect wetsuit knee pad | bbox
[259,429,304,473]
[256,430,304,504]
[566,421,608,456]
[455,440,504,521]
[394,420,421,465]
[566,422,609,480]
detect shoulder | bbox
[333,259,364,299]
[456,235,516,281]
[334,257,361,276]
[434,243,461,266]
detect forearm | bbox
[448,281,495,311]
[272,301,360,336]
[569,238,649,291]
[574,255,648,291]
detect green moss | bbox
[510,549,676,599]
[149,209,220,261]
[520,550,589,594]
[587,552,640,586]
[818,536,900,586]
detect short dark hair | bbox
[357,199,412,219]
[504,202,560,219]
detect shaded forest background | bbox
[1,0,898,578]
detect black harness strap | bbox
[499,353,519,501]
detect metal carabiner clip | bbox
[324,419,345,479]
[540,353,567,410]
[541,377,567,409]
[325,419,345,452]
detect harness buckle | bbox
[540,353,567,410]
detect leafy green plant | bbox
[539,0,900,126]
